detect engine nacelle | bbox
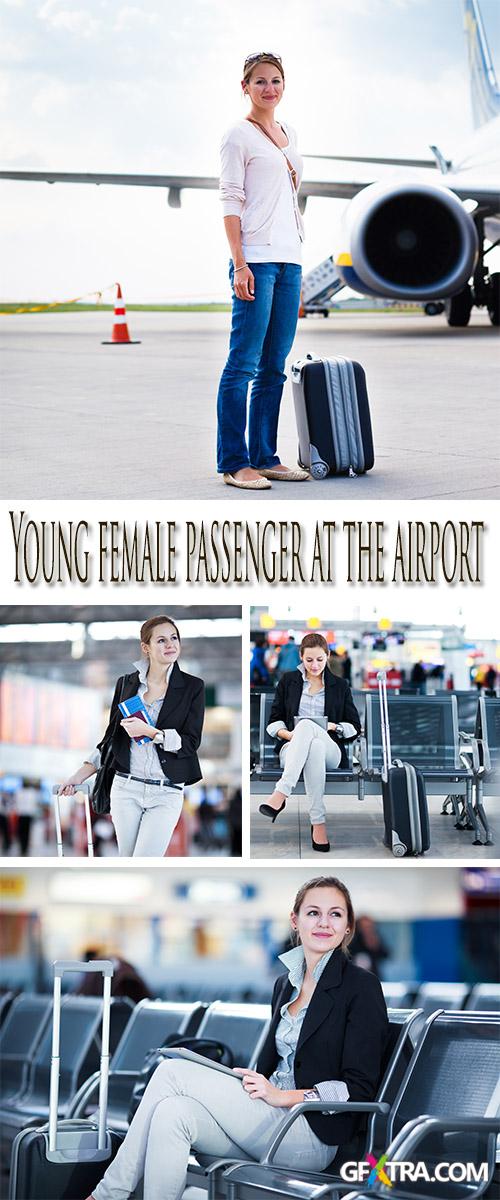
[336,180,478,300]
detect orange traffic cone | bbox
[102,284,141,344]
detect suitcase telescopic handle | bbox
[49,960,113,1154]
[52,789,94,859]
[377,670,392,779]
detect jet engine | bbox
[336,180,478,300]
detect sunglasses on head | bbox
[244,52,282,67]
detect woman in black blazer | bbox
[260,633,361,850]
[86,875,388,1200]
[59,615,205,856]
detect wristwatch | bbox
[335,723,344,738]
[303,1087,319,1101]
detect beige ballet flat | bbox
[223,473,272,490]
[258,466,310,481]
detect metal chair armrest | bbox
[67,1067,140,1117]
[357,737,368,773]
[459,731,481,773]
[66,1070,100,1117]
[261,1100,390,1164]
[390,1113,500,1160]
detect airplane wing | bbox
[0,168,367,204]
[1,167,498,212]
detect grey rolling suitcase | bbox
[378,671,430,857]
[291,353,375,478]
[52,786,94,858]
[10,960,123,1200]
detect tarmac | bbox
[1,308,499,500]
[250,790,500,859]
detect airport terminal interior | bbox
[1,865,499,1197]
[0,606,242,858]
[250,607,500,859]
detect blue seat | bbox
[0,995,132,1155]
[0,993,52,1105]
[465,983,500,1012]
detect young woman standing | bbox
[58,616,205,857]
[217,52,309,490]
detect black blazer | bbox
[268,670,361,768]
[256,947,388,1146]
[98,663,205,785]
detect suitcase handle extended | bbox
[52,787,93,859]
[377,670,392,781]
[48,960,113,1157]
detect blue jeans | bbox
[216,261,302,473]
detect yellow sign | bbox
[378,618,392,631]
[0,875,26,897]
[307,617,321,629]
[260,614,275,629]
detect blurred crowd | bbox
[250,635,498,696]
[0,781,242,858]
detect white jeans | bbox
[92,1058,335,1200]
[110,775,184,857]
[278,719,341,824]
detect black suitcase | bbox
[10,960,123,1200]
[378,672,430,857]
[291,354,374,478]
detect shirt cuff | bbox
[315,1080,350,1103]
[84,748,101,769]
[336,722,357,739]
[154,729,182,753]
[267,720,287,738]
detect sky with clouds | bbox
[1,0,499,301]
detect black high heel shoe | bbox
[259,797,287,823]
[311,826,330,852]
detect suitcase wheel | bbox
[310,458,329,480]
[392,841,407,857]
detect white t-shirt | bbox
[219,119,304,265]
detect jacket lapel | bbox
[156,660,185,727]
[296,947,345,1052]
[288,671,303,722]
[272,975,292,1032]
[122,671,140,702]
[259,975,292,1073]
[324,668,338,717]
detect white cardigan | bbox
[219,119,304,264]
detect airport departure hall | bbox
[249,607,500,860]
[0,606,242,858]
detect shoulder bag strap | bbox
[246,118,297,189]
[106,673,129,747]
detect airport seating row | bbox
[250,693,499,846]
[2,993,499,1199]
[218,1010,500,1200]
[140,978,500,1011]
[0,994,133,1159]
[380,981,500,1017]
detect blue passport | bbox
[118,694,152,744]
